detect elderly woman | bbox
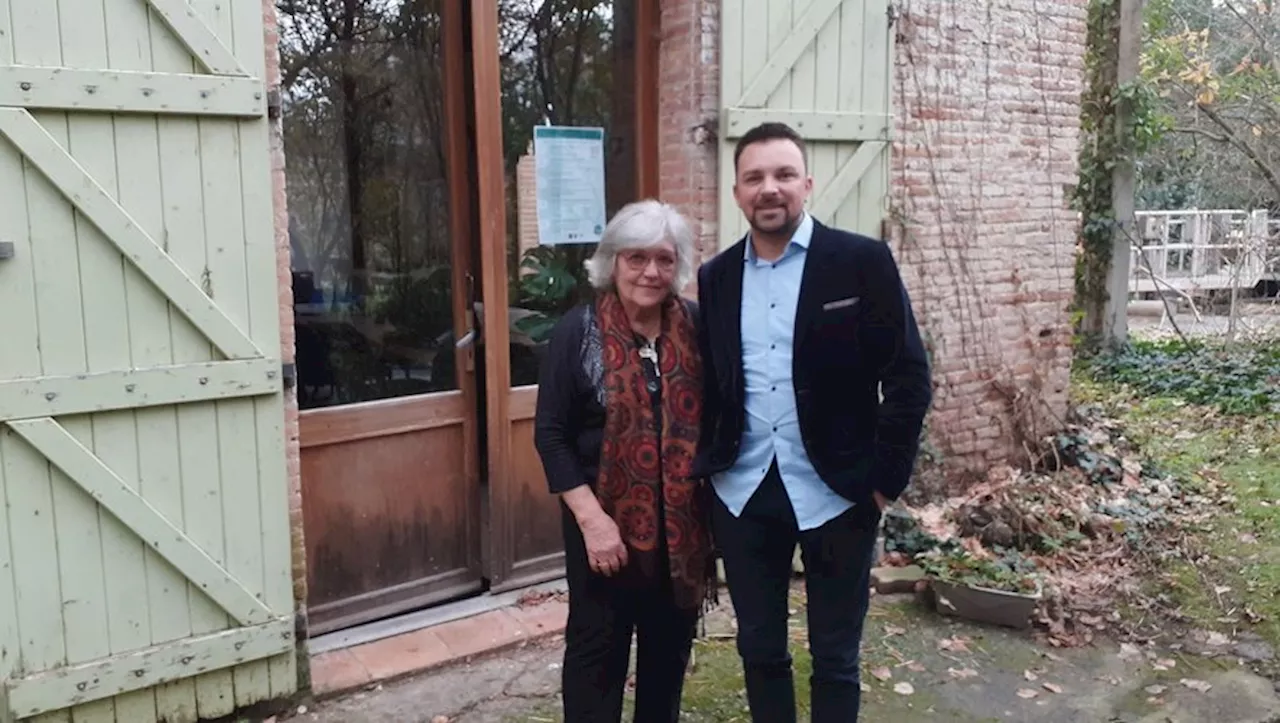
[533,199,714,722]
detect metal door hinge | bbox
[281,362,296,390]
[0,241,13,260]
[267,89,282,120]
[888,3,899,26]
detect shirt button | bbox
[770,302,776,309]
[771,385,777,392]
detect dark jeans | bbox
[560,507,698,722]
[711,462,880,723]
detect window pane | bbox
[280,0,460,409]
[499,0,639,387]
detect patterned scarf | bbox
[594,290,714,611]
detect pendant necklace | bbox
[638,337,658,364]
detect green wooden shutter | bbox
[718,0,895,247]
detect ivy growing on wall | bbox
[1073,0,1170,349]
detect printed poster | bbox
[533,126,607,245]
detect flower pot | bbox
[929,577,1042,630]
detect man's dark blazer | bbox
[693,218,934,505]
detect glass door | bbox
[280,0,485,635]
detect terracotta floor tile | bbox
[348,628,452,682]
[507,601,568,635]
[433,609,530,659]
[310,649,372,696]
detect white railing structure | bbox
[1130,209,1271,294]
[1266,219,1280,278]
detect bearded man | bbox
[693,121,933,722]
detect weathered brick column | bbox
[261,0,309,687]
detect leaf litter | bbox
[882,402,1237,648]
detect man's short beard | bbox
[749,208,801,238]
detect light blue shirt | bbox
[711,213,855,531]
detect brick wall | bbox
[515,146,539,268]
[657,0,1086,479]
[888,0,1084,474]
[657,0,721,282]
[261,0,308,643]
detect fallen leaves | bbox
[515,589,567,608]
[938,636,972,653]
[1181,678,1213,692]
[947,667,979,680]
[886,392,1266,650]
[893,682,915,696]
[1206,631,1231,647]
[1016,688,1039,699]
[871,667,893,682]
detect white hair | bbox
[584,199,697,293]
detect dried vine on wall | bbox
[889,0,1082,493]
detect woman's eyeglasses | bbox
[620,250,677,273]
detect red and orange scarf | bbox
[594,290,713,611]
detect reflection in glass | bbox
[499,0,638,386]
[279,0,459,409]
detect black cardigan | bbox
[532,299,697,495]
[532,304,609,494]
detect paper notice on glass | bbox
[534,126,607,245]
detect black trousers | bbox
[560,506,698,723]
[711,462,881,723]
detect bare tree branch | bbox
[1170,126,1233,143]
[1194,97,1280,200]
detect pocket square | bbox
[822,296,860,311]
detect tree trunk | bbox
[341,0,366,298]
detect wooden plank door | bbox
[284,0,485,636]
[718,0,895,248]
[0,1,294,722]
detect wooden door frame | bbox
[470,0,662,588]
[443,0,483,587]
[468,0,514,587]
[635,0,661,199]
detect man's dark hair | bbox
[733,122,807,173]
